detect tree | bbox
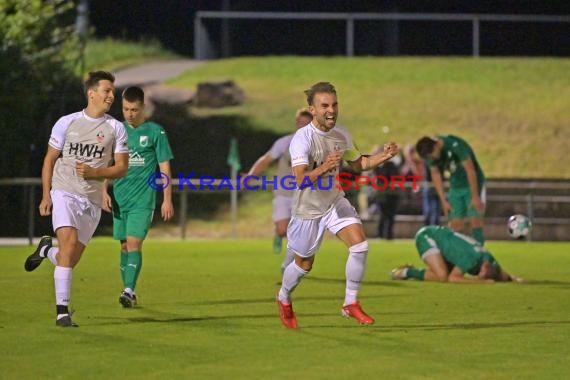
[0,0,84,236]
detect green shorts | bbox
[447,185,485,220]
[113,208,154,241]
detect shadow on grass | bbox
[519,280,570,287]
[308,276,570,288]
[379,319,570,332]
[91,294,409,326]
[305,276,408,288]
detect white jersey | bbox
[290,123,361,218]
[268,134,294,197]
[49,110,128,207]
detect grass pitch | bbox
[1,238,569,379]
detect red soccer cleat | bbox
[341,302,375,325]
[277,298,299,329]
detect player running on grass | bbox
[24,71,129,327]
[277,82,398,328]
[391,225,524,283]
[102,86,174,308]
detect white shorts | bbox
[287,197,361,258]
[51,189,101,245]
[272,195,293,222]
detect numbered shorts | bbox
[272,195,293,222]
[287,197,361,258]
[51,189,101,246]
[113,208,154,241]
[448,184,486,220]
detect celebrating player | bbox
[24,71,129,327]
[102,86,174,308]
[276,82,398,328]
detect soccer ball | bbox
[507,214,532,239]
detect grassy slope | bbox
[174,57,570,179]
[82,38,179,74]
[1,239,569,379]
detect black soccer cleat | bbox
[24,236,52,272]
[55,314,78,328]
[119,291,137,308]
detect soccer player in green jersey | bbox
[102,86,174,307]
[391,226,524,283]
[416,135,486,245]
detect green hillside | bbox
[172,57,570,179]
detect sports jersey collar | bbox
[310,122,334,135]
[82,109,107,122]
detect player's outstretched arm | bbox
[248,153,274,177]
[351,142,398,172]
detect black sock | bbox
[56,304,69,316]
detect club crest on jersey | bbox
[139,135,149,147]
[96,131,105,142]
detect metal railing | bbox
[194,11,570,59]
[1,177,570,244]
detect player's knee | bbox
[294,254,314,272]
[349,241,369,255]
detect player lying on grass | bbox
[391,225,524,283]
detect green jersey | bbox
[426,135,485,189]
[415,226,499,275]
[113,121,173,211]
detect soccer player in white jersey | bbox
[245,108,312,255]
[24,71,129,327]
[277,82,399,329]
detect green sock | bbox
[472,227,485,245]
[120,251,128,286]
[124,251,142,290]
[135,252,143,286]
[407,267,426,281]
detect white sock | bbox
[124,288,134,296]
[344,241,369,306]
[46,247,59,266]
[54,266,72,306]
[280,247,296,274]
[278,262,307,304]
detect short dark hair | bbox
[122,86,145,103]
[304,82,336,106]
[416,136,437,159]
[84,71,115,95]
